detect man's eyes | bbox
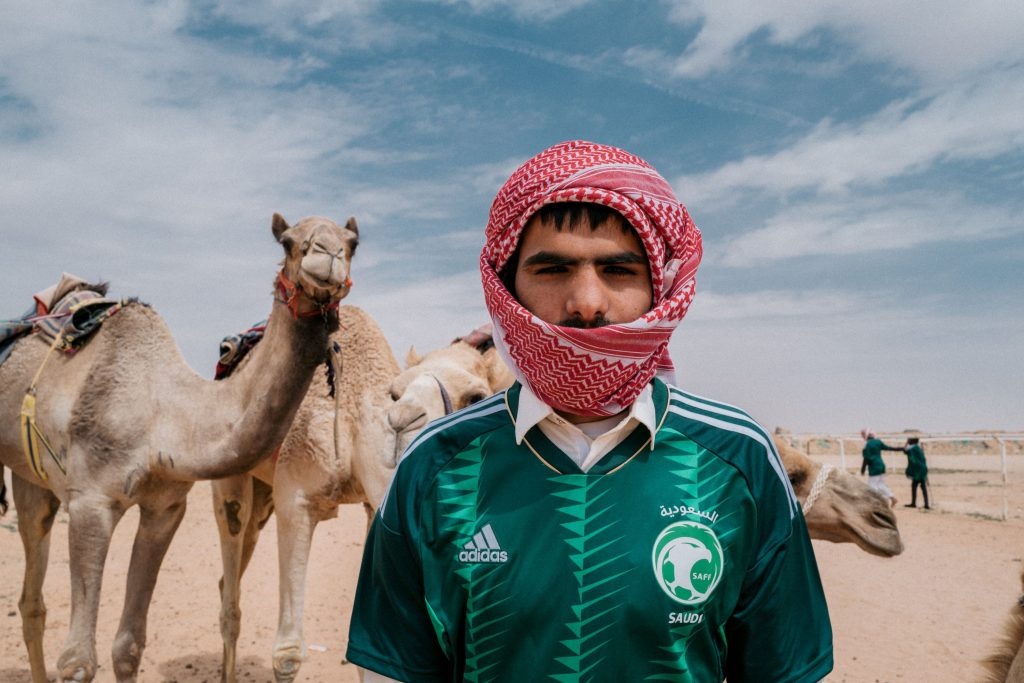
[528,263,644,276]
[603,265,643,276]
[534,265,569,274]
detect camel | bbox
[385,324,514,465]
[981,566,1024,682]
[0,213,357,683]
[774,433,903,557]
[212,318,512,683]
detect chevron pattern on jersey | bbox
[435,442,513,680]
[644,434,740,677]
[480,140,704,417]
[548,473,635,681]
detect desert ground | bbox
[2,451,1022,682]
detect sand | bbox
[2,456,1022,682]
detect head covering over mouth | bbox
[480,140,703,417]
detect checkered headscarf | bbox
[480,140,703,416]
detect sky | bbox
[1,0,1022,435]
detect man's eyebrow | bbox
[595,252,647,266]
[521,251,575,267]
[521,251,647,268]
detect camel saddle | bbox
[215,320,268,379]
[1,273,123,365]
[5,273,127,481]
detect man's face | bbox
[512,212,652,327]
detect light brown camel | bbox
[385,325,514,465]
[212,319,512,683]
[0,213,357,683]
[981,566,1024,682]
[773,434,903,557]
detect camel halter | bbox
[802,464,834,515]
[274,270,348,319]
[432,375,454,416]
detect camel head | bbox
[774,434,904,557]
[272,213,359,315]
[386,326,514,465]
[980,567,1024,682]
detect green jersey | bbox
[347,380,832,682]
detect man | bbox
[902,436,930,509]
[859,428,902,507]
[347,141,833,682]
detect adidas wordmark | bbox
[458,523,509,563]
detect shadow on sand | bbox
[157,651,275,682]
[0,651,275,683]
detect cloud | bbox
[711,192,1022,267]
[0,4,373,234]
[201,0,411,50]
[673,65,1024,206]
[658,0,1024,83]
[440,0,595,22]
[350,268,488,359]
[687,287,863,321]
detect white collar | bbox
[514,381,658,449]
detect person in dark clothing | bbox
[902,436,930,509]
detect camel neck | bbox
[178,299,337,480]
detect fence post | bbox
[998,436,1008,521]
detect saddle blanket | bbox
[0,272,123,365]
[215,320,267,379]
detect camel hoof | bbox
[58,659,95,683]
[274,666,299,683]
[273,646,303,683]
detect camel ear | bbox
[272,213,292,243]
[484,349,515,391]
[405,346,422,368]
[345,216,359,235]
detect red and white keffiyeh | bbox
[480,140,703,417]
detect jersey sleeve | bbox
[723,511,833,682]
[346,461,452,682]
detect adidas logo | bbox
[457,523,509,563]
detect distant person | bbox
[859,428,902,507]
[902,436,930,509]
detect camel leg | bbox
[12,473,62,683]
[213,475,274,683]
[240,478,276,575]
[57,492,126,683]
[271,486,320,683]
[213,473,254,683]
[363,502,375,535]
[110,494,189,682]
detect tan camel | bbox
[774,434,903,557]
[0,213,357,683]
[981,566,1024,682]
[386,324,514,464]
[212,319,511,683]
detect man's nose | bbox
[565,268,609,323]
